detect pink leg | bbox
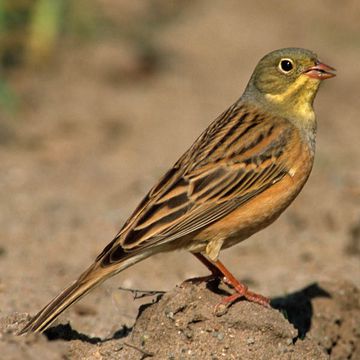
[181,253,224,285]
[192,253,270,313]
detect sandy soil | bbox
[1,1,360,359]
[3,280,359,359]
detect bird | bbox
[19,47,335,334]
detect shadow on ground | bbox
[271,282,331,339]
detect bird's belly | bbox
[191,163,312,255]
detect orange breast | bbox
[193,138,314,249]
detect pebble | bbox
[212,331,224,340]
[247,337,255,345]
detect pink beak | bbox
[303,61,336,80]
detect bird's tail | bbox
[18,246,150,335]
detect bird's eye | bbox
[279,58,294,73]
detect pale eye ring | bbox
[278,58,294,73]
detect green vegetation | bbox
[0,0,189,111]
[0,0,99,111]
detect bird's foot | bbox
[191,253,270,315]
[214,286,270,316]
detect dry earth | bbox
[2,280,360,359]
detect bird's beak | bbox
[303,61,336,80]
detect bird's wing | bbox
[99,103,294,265]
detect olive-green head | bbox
[243,48,335,120]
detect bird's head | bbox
[244,48,335,121]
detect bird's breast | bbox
[193,139,314,252]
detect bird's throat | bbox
[264,75,320,123]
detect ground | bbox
[0,1,360,359]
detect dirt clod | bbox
[3,280,359,359]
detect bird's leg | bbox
[192,253,224,278]
[193,253,270,315]
[191,253,234,286]
[182,253,223,286]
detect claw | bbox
[192,253,271,315]
[214,289,270,316]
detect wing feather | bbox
[99,104,294,263]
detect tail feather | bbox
[19,249,151,334]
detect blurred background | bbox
[1,0,359,338]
